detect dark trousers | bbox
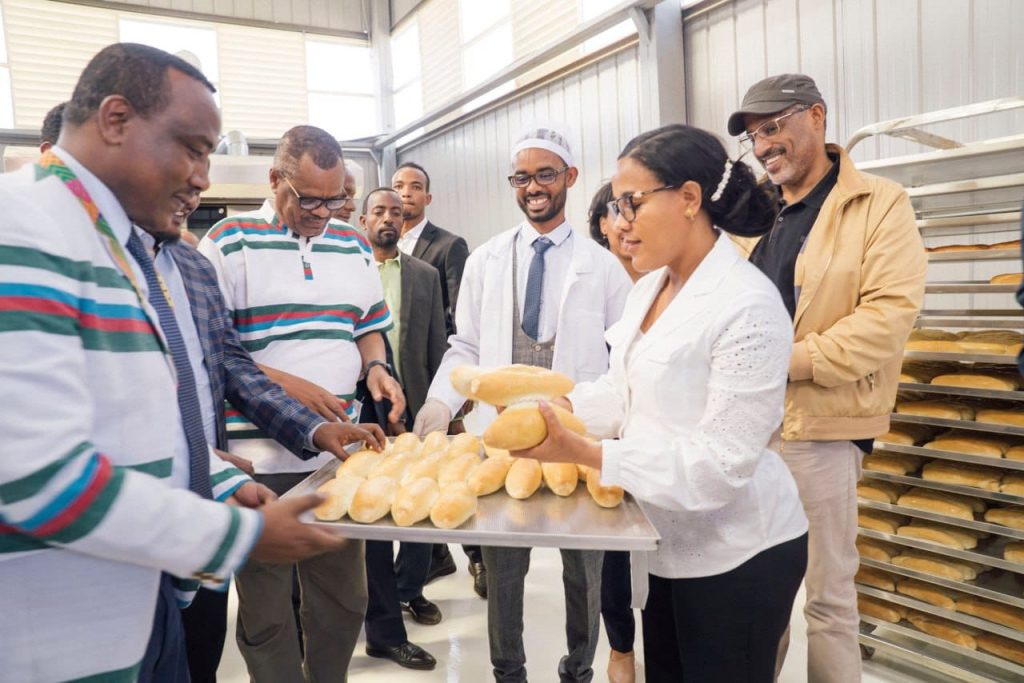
[600,550,634,653]
[641,534,808,683]
[181,587,227,683]
[431,543,482,567]
[139,573,191,683]
[365,540,433,646]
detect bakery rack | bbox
[848,98,1024,682]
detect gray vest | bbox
[511,241,555,370]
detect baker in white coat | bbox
[415,125,631,683]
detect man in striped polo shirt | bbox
[199,125,406,682]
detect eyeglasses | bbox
[607,184,680,223]
[738,106,810,147]
[507,166,569,188]
[282,175,350,211]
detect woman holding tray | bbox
[514,124,809,683]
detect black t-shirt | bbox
[751,155,873,454]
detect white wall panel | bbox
[397,46,642,250]
[75,0,367,33]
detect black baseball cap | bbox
[727,73,825,136]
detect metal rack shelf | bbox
[862,470,1024,507]
[915,318,1023,329]
[859,556,1024,609]
[904,351,1019,365]
[858,526,1023,574]
[890,413,1024,438]
[858,498,1024,541]
[898,383,1024,402]
[875,442,1024,473]
[924,282,1020,294]
[853,131,1024,187]
[928,248,1021,262]
[917,211,1021,233]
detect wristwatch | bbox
[365,359,392,377]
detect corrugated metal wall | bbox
[396,44,642,249]
[88,0,368,34]
[684,0,1024,162]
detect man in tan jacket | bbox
[728,74,926,682]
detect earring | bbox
[685,210,695,221]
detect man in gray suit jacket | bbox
[360,186,449,670]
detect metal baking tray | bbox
[282,456,661,551]
[859,556,1024,610]
[928,249,1021,263]
[898,382,1024,403]
[862,469,1024,507]
[890,413,1024,438]
[875,442,1024,473]
[915,318,1024,329]
[924,282,1019,294]
[856,584,1024,643]
[905,351,1019,365]
[857,526,1023,574]
[858,498,1024,541]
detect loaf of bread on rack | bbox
[990,239,1022,250]
[391,478,441,527]
[930,372,1021,391]
[897,487,985,520]
[855,566,896,591]
[863,452,923,475]
[1008,446,1024,462]
[337,449,385,478]
[905,329,964,353]
[899,363,946,384]
[896,578,958,611]
[314,474,365,521]
[878,422,936,446]
[483,401,587,450]
[857,480,906,504]
[990,272,1024,285]
[429,482,478,529]
[1001,473,1024,496]
[390,432,422,455]
[956,596,1024,631]
[586,467,625,508]
[983,506,1024,530]
[438,451,482,488]
[897,400,975,420]
[349,476,399,524]
[906,612,979,650]
[504,458,543,499]
[976,409,1024,427]
[466,455,514,496]
[451,364,574,405]
[857,538,900,563]
[857,596,905,623]
[924,434,1009,459]
[922,460,1002,491]
[976,632,1024,666]
[541,462,579,497]
[926,243,989,253]
[1004,541,1024,563]
[896,520,986,550]
[956,330,1023,355]
[858,509,907,534]
[892,550,986,581]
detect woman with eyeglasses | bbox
[513,124,809,682]
[589,181,642,285]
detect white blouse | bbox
[570,234,807,585]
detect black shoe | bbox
[468,560,487,599]
[366,641,437,670]
[424,549,457,585]
[400,595,443,625]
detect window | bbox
[0,7,12,129]
[581,0,635,53]
[390,22,423,129]
[459,0,512,93]
[119,18,219,87]
[305,39,378,139]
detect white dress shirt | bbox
[397,216,429,255]
[514,221,573,343]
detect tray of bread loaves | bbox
[282,365,660,551]
[905,328,1023,364]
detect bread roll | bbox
[390,432,421,455]
[897,400,975,420]
[448,432,482,456]
[449,365,483,397]
[976,632,1024,666]
[586,467,625,508]
[857,480,905,504]
[858,509,906,534]
[1004,542,1024,563]
[505,458,543,499]
[391,478,441,527]
[956,596,1024,631]
[468,364,574,406]
[930,373,1021,391]
[897,521,983,549]
[1001,473,1024,496]
[349,477,398,523]
[855,566,896,591]
[922,461,1002,491]
[858,596,905,623]
[483,443,512,459]
[898,488,983,520]
[906,612,978,650]
[400,450,448,486]
[420,430,449,455]
[896,578,958,611]
[429,482,478,529]
[483,401,587,451]
[976,409,1024,427]
[857,538,899,563]
[1007,446,1024,462]
[990,272,1024,285]
[541,462,579,497]
[864,452,922,475]
[438,451,482,488]
[369,452,416,481]
[467,456,514,496]
[314,474,364,521]
[576,463,591,481]
[984,506,1024,530]
[925,435,1008,459]
[892,551,983,581]
[337,449,385,478]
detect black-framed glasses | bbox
[738,106,810,147]
[507,166,569,188]
[282,176,350,211]
[607,184,680,222]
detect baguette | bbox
[1001,473,1024,496]
[930,373,1021,391]
[483,401,587,451]
[391,478,441,527]
[449,365,484,397]
[337,450,385,478]
[466,456,514,496]
[314,474,364,521]
[438,451,482,488]
[858,509,906,534]
[983,506,1024,530]
[448,432,482,456]
[863,452,922,475]
[892,551,984,581]
[349,477,398,524]
[465,364,574,405]
[542,462,579,497]
[976,632,1024,666]
[976,409,1024,427]
[400,450,448,486]
[505,458,543,499]
[857,480,906,504]
[990,272,1024,285]
[924,435,1008,459]
[1004,542,1024,563]
[896,578,958,611]
[390,432,422,454]
[857,538,899,563]
[429,482,478,529]
[922,461,1002,491]
[368,452,416,481]
[897,521,984,550]
[897,400,975,420]
[586,467,625,508]
[1008,446,1024,462]
[898,487,984,520]
[956,596,1024,631]
[858,596,905,623]
[855,566,896,591]
[906,612,978,650]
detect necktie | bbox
[522,236,554,340]
[126,231,213,498]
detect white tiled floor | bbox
[217,547,956,682]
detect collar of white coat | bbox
[483,221,594,274]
